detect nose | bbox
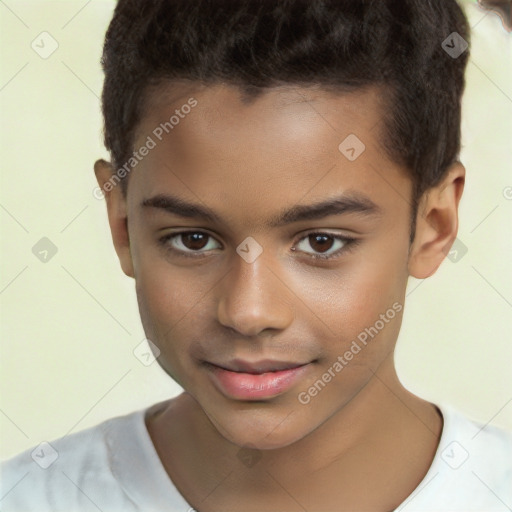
[216,251,294,338]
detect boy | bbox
[2,0,511,511]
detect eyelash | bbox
[158,230,359,261]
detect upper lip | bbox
[207,358,310,374]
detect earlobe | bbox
[93,159,135,278]
[408,162,465,279]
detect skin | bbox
[94,83,465,511]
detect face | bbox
[99,83,462,450]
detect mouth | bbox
[210,358,311,374]
[203,359,315,400]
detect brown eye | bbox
[158,230,357,261]
[306,234,336,253]
[159,231,221,258]
[293,232,355,261]
[180,232,210,251]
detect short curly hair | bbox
[100,0,470,223]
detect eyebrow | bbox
[141,192,381,228]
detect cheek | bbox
[344,255,406,348]
[286,243,408,380]
[133,248,221,364]
[134,256,194,342]
[296,252,406,339]
[130,226,208,331]
[134,264,211,386]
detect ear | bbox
[94,159,135,278]
[408,162,465,279]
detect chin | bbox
[221,423,311,451]
[202,398,316,451]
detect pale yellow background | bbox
[1,1,511,459]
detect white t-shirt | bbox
[1,403,511,511]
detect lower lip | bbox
[205,362,312,400]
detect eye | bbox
[159,231,221,258]
[292,232,357,260]
[158,230,357,261]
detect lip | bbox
[212,358,310,374]
[204,360,313,400]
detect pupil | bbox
[184,233,207,250]
[310,234,332,253]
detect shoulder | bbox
[0,409,145,512]
[401,403,512,511]
[442,404,512,477]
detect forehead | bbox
[129,82,411,228]
[139,81,387,148]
